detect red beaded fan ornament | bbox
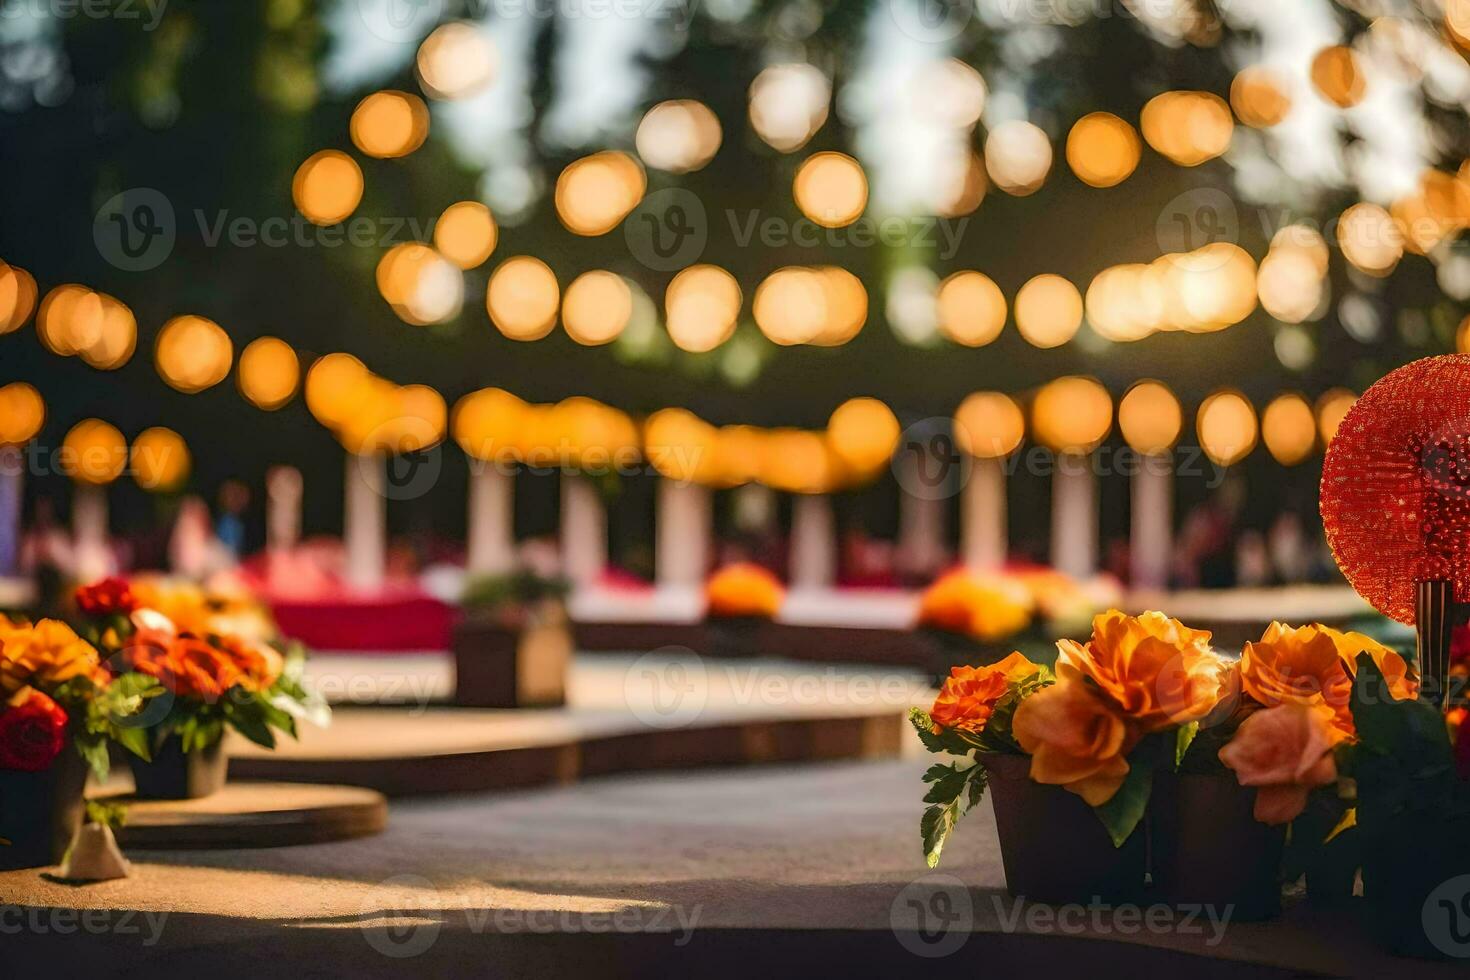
[1320,354,1470,703]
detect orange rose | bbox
[705,563,785,619]
[916,571,1032,642]
[123,629,243,702]
[215,635,284,692]
[1219,702,1339,824]
[930,652,1039,734]
[0,619,109,696]
[1013,678,1137,805]
[1240,622,1415,739]
[1055,610,1227,731]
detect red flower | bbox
[75,577,138,617]
[0,687,69,772]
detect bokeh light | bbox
[131,427,190,492]
[793,152,868,228]
[754,267,828,345]
[1230,66,1291,127]
[1196,389,1258,466]
[635,99,722,173]
[1261,393,1316,465]
[350,90,429,159]
[416,21,496,101]
[237,336,300,411]
[62,419,126,485]
[433,201,498,270]
[1316,388,1356,445]
[0,263,37,335]
[1337,202,1403,277]
[1118,381,1182,455]
[665,264,740,353]
[749,63,830,153]
[563,271,632,346]
[1310,46,1365,108]
[1065,112,1141,188]
[826,397,899,477]
[936,271,1005,347]
[1014,274,1082,348]
[155,315,233,393]
[1140,91,1233,166]
[954,392,1024,458]
[555,151,646,236]
[985,120,1052,196]
[0,382,44,445]
[376,242,465,325]
[1032,377,1112,454]
[292,150,363,226]
[487,256,559,341]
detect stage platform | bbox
[227,655,921,795]
[3,758,1456,977]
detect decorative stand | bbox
[1415,578,1457,710]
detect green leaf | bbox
[965,766,989,811]
[922,762,973,805]
[110,724,150,761]
[921,798,962,869]
[224,703,277,749]
[908,707,979,756]
[1091,756,1154,848]
[74,735,111,783]
[1175,722,1199,769]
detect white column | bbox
[962,456,1007,571]
[344,453,386,593]
[266,466,303,554]
[560,474,606,587]
[1130,452,1172,591]
[466,462,515,576]
[0,447,22,576]
[72,483,112,582]
[896,450,947,579]
[789,493,836,590]
[1051,452,1097,579]
[655,478,710,590]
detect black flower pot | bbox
[1362,814,1470,960]
[979,751,1147,904]
[451,600,571,708]
[0,745,88,870]
[1150,772,1285,920]
[129,735,227,800]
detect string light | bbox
[1197,389,1258,466]
[131,427,190,491]
[155,315,233,393]
[936,271,1005,347]
[1065,112,1141,188]
[237,337,300,411]
[350,90,430,159]
[954,392,1023,458]
[292,150,363,226]
[1118,381,1181,455]
[487,256,560,341]
[563,271,632,346]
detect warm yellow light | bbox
[1256,247,1323,324]
[936,271,1005,347]
[237,337,300,411]
[555,151,646,236]
[1450,0,1470,48]
[1459,314,1470,353]
[1261,393,1316,465]
[665,264,740,353]
[644,408,720,484]
[487,256,559,341]
[1337,203,1403,277]
[36,284,97,356]
[1118,380,1182,455]
[376,243,464,326]
[1196,389,1258,466]
[826,398,899,477]
[292,150,363,226]
[1014,274,1082,348]
[749,63,830,153]
[793,152,867,228]
[131,427,190,492]
[761,428,840,494]
[635,99,722,173]
[984,120,1052,196]
[1230,66,1291,127]
[350,90,430,159]
[453,387,528,464]
[933,150,987,218]
[954,392,1023,459]
[1140,91,1233,166]
[416,21,496,101]
[1065,112,1141,188]
[811,267,867,346]
[155,315,233,393]
[434,201,498,269]
[305,353,369,430]
[563,271,632,346]
[81,293,136,370]
[1316,388,1356,445]
[62,419,126,485]
[0,382,44,445]
[1310,46,1365,108]
[754,267,828,346]
[1032,377,1112,454]
[0,263,37,335]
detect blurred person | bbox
[216,479,251,557]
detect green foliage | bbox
[1089,730,1177,848]
[85,799,129,830]
[53,672,166,781]
[919,760,988,868]
[461,571,570,618]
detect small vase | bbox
[1150,772,1285,920]
[979,751,1147,904]
[129,735,228,800]
[0,745,89,870]
[451,599,571,708]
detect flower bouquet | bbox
[914,570,1037,678]
[0,614,159,869]
[453,570,572,708]
[71,577,326,800]
[702,563,785,659]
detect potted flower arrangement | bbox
[70,577,326,800]
[452,569,572,708]
[0,613,159,869]
[703,563,785,659]
[914,570,1037,679]
[912,610,1228,904]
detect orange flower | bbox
[930,652,1039,735]
[122,629,243,702]
[1055,610,1227,731]
[214,635,284,692]
[1219,702,1339,825]
[1013,678,1136,806]
[1239,622,1415,739]
[916,571,1032,642]
[705,563,785,619]
[0,619,109,696]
